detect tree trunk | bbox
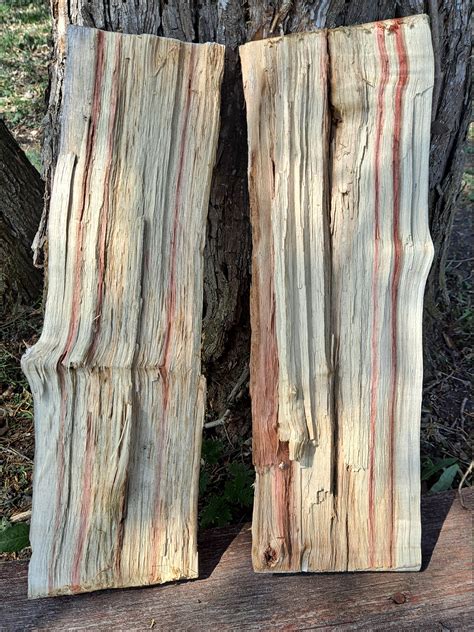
[0,120,43,317]
[242,15,433,572]
[23,26,224,597]
[39,1,470,410]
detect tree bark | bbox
[39,0,470,409]
[0,120,43,317]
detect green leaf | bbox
[430,463,460,493]
[421,457,457,481]
[200,495,232,529]
[224,463,254,507]
[0,523,30,553]
[199,470,210,495]
[201,439,223,465]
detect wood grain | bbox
[240,15,434,572]
[0,490,471,630]
[21,26,224,598]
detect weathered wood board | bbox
[1,491,472,630]
[241,15,434,572]
[22,26,224,597]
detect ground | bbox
[0,0,472,558]
[421,169,473,486]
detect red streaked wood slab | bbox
[21,26,224,598]
[240,14,434,572]
[0,490,472,630]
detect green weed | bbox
[199,438,254,528]
[0,1,50,137]
[421,456,463,493]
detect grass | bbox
[0,0,50,167]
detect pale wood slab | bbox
[21,26,224,597]
[240,15,434,572]
[0,490,472,630]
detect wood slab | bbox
[0,490,472,630]
[21,26,224,597]
[240,15,434,572]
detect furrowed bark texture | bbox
[241,15,434,572]
[40,1,470,414]
[0,120,43,316]
[22,26,224,598]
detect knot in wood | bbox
[263,546,278,567]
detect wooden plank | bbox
[21,26,224,598]
[0,490,471,630]
[240,15,434,572]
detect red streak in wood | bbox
[159,46,196,411]
[48,370,67,591]
[150,49,197,580]
[86,38,122,364]
[249,151,280,470]
[50,31,104,591]
[368,24,389,567]
[388,23,409,567]
[71,413,94,592]
[60,31,106,365]
[251,268,280,468]
[250,278,279,468]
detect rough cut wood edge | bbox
[21,26,224,598]
[240,14,434,573]
[0,490,472,630]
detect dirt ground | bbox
[419,138,473,483]
[203,129,474,513]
